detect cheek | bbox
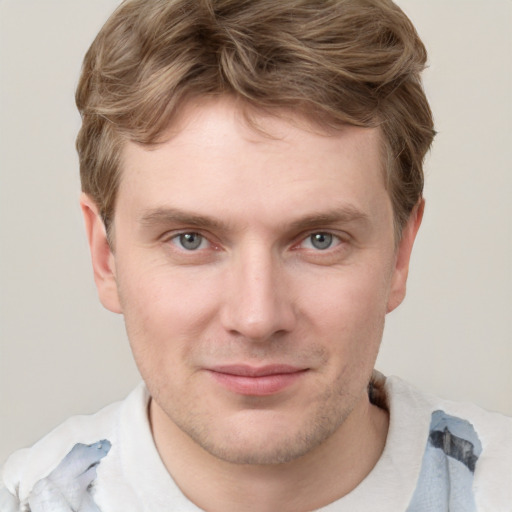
[299,263,392,369]
[120,261,215,319]
[116,265,223,358]
[303,263,392,325]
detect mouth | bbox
[206,365,309,396]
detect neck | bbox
[150,392,389,512]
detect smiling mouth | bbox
[206,365,308,396]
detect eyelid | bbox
[172,232,209,250]
[302,233,340,250]
[162,229,203,243]
[160,228,349,254]
[163,228,228,253]
[293,230,348,249]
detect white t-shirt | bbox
[1,376,511,511]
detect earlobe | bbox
[386,199,425,313]
[80,193,122,314]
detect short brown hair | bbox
[76,0,435,236]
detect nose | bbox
[220,245,297,342]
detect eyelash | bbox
[297,232,343,251]
[170,232,211,251]
[166,230,346,253]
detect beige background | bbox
[1,0,511,465]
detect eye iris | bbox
[311,233,332,250]
[179,233,202,250]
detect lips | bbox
[206,365,308,396]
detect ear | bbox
[80,193,122,314]
[386,199,425,313]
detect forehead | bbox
[117,98,390,231]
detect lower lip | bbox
[208,370,306,396]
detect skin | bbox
[82,97,423,511]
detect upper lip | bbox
[208,365,306,377]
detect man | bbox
[1,0,510,510]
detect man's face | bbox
[83,98,419,465]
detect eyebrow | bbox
[139,207,231,231]
[287,206,370,232]
[138,205,370,233]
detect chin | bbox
[183,407,349,466]
[197,435,319,466]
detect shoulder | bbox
[385,375,512,447]
[0,383,148,511]
[385,375,512,509]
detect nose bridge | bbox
[221,240,295,341]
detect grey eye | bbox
[309,233,333,250]
[178,232,204,250]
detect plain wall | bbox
[1,0,511,465]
